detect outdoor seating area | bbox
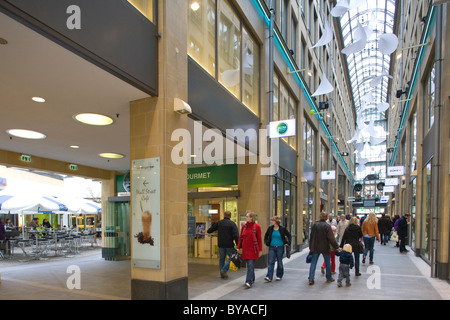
[0,192,102,263]
[1,228,100,262]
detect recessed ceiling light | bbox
[32,97,46,103]
[74,113,114,126]
[7,129,46,140]
[70,145,80,149]
[99,153,125,159]
[191,1,200,11]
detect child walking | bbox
[335,244,354,287]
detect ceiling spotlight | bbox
[6,129,46,140]
[191,1,200,11]
[74,113,114,126]
[32,97,46,103]
[70,145,80,149]
[99,153,125,159]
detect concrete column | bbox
[129,0,188,300]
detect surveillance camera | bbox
[174,98,192,115]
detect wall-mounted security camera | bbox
[174,98,192,115]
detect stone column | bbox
[129,0,188,300]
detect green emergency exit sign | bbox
[69,164,78,171]
[21,155,31,162]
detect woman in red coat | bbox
[237,211,263,288]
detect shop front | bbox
[187,164,239,259]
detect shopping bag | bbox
[229,261,238,271]
[391,231,399,242]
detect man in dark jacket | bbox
[378,214,392,245]
[207,211,239,279]
[308,211,341,285]
[397,213,410,253]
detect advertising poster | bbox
[131,157,160,269]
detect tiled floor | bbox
[0,241,448,300]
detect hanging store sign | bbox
[387,166,405,176]
[385,178,399,186]
[320,170,336,180]
[131,157,161,269]
[383,186,395,193]
[269,119,296,138]
[187,164,237,188]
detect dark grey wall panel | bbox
[1,0,158,95]
[422,125,435,166]
[279,140,298,175]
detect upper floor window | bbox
[424,62,435,133]
[188,0,260,115]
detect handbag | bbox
[358,241,364,253]
[230,250,242,269]
[285,245,291,259]
[306,251,313,263]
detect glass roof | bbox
[340,0,396,114]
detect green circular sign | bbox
[277,122,288,135]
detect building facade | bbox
[1,0,448,299]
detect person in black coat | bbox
[378,214,392,245]
[207,211,239,279]
[397,214,411,253]
[340,217,363,276]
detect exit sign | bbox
[21,155,31,162]
[69,164,78,171]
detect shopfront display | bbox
[187,164,238,259]
[272,168,297,250]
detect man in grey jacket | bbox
[308,211,341,285]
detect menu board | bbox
[131,157,160,269]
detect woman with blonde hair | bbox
[361,212,380,264]
[237,211,262,288]
[264,216,291,282]
[340,216,363,276]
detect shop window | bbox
[273,74,298,150]
[218,0,241,99]
[273,168,297,250]
[423,63,435,133]
[188,0,216,77]
[303,116,315,165]
[188,0,260,115]
[421,161,432,261]
[242,27,259,114]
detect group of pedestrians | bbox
[207,209,411,289]
[207,210,291,288]
[308,211,412,287]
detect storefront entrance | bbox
[188,196,238,259]
[187,164,239,260]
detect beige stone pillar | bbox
[129,0,188,300]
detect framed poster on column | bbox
[131,157,161,269]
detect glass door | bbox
[187,196,238,259]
